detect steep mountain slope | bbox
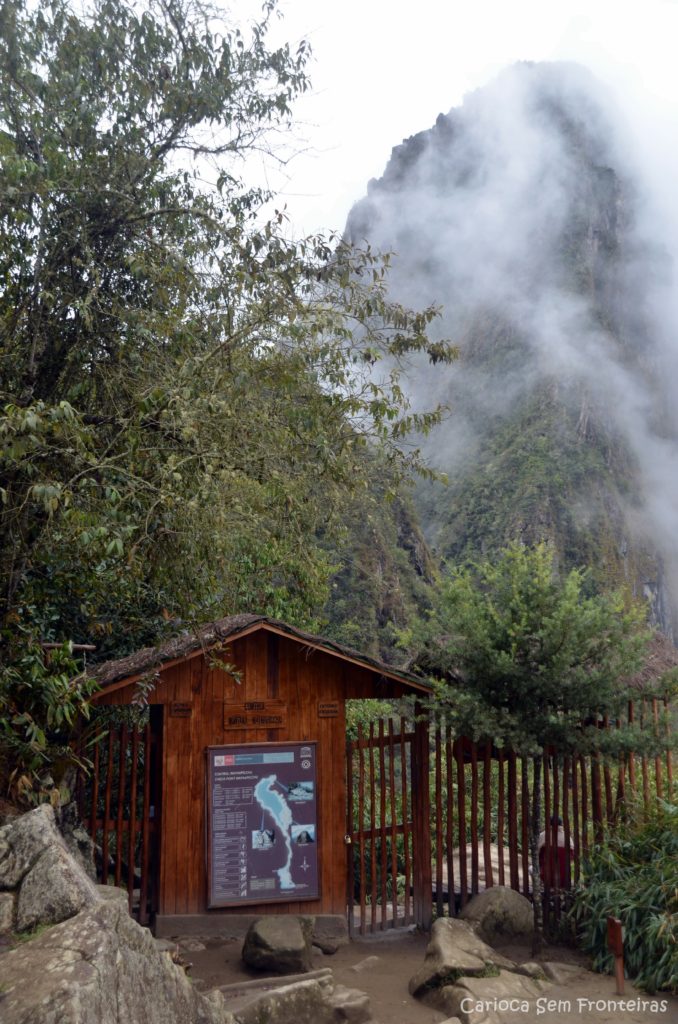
[347,62,678,636]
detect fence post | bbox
[411,705,432,931]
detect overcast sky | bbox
[230,0,678,237]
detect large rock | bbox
[311,914,349,953]
[234,977,334,1024]
[0,805,62,889]
[440,970,546,1024]
[0,892,15,933]
[408,918,517,998]
[58,802,97,882]
[459,886,534,944]
[0,895,235,1024]
[325,984,372,1023]
[16,843,100,932]
[242,915,314,975]
[222,973,371,1024]
[541,961,586,984]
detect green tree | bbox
[410,542,652,952]
[0,0,454,801]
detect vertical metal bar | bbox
[542,753,552,925]
[411,712,432,931]
[357,723,366,936]
[508,752,518,891]
[388,719,398,927]
[379,720,388,931]
[482,743,493,890]
[572,755,581,883]
[89,739,101,876]
[346,736,355,939]
[456,739,468,908]
[552,755,561,921]
[127,726,139,913]
[369,722,377,933]
[470,742,479,895]
[435,722,444,917]
[445,723,455,916]
[114,723,128,888]
[521,758,529,898]
[101,729,114,887]
[139,722,152,926]
[400,718,412,926]
[497,749,505,887]
[562,756,572,892]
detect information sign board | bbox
[206,742,319,907]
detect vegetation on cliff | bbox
[347,62,678,634]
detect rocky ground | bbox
[179,927,678,1024]
[2,806,677,1024]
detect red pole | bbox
[607,916,624,995]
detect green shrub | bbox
[570,801,678,993]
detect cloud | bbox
[346,61,678,630]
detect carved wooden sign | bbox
[317,701,340,718]
[170,701,192,718]
[223,700,288,731]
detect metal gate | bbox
[78,708,162,923]
[346,704,674,935]
[346,716,431,934]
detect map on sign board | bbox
[207,742,319,907]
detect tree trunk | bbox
[530,754,544,956]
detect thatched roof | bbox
[89,614,431,694]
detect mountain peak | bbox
[347,61,678,638]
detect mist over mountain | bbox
[347,61,678,637]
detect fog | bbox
[345,61,678,627]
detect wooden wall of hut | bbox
[95,631,408,920]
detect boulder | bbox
[325,984,372,1023]
[459,886,534,944]
[16,842,100,932]
[223,973,371,1024]
[440,970,546,1024]
[234,977,332,1024]
[242,915,314,975]
[541,961,585,985]
[514,961,547,979]
[0,891,15,933]
[311,914,349,953]
[408,918,517,998]
[0,805,63,889]
[58,803,97,882]
[0,894,235,1024]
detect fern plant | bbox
[570,801,678,993]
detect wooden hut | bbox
[87,614,430,934]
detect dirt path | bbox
[182,929,678,1024]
